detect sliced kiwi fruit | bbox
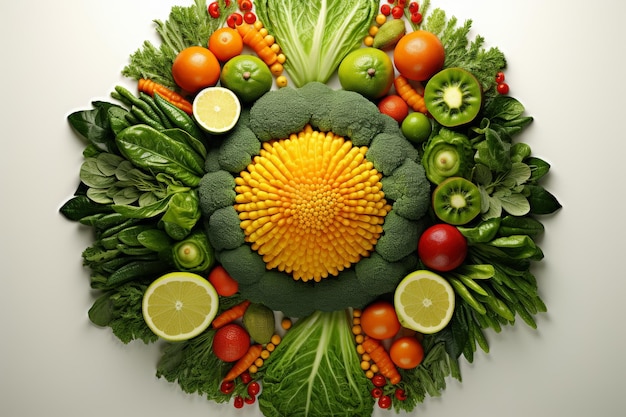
[424,68,483,127]
[432,176,481,225]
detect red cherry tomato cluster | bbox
[208,0,257,26]
[380,1,422,24]
[495,71,509,94]
[369,373,407,409]
[220,371,262,409]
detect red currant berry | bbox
[391,5,404,19]
[380,4,391,15]
[495,71,505,83]
[497,82,510,94]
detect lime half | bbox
[394,270,455,334]
[142,272,219,341]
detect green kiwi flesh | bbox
[432,176,481,225]
[424,68,483,127]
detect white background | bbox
[1,1,624,416]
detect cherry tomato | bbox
[243,11,256,24]
[371,387,383,398]
[360,300,401,340]
[495,71,505,83]
[395,388,407,401]
[409,2,420,13]
[389,336,425,369]
[208,265,239,296]
[240,0,253,11]
[220,380,235,394]
[226,12,243,28]
[244,395,256,404]
[240,371,252,384]
[378,395,392,409]
[417,223,468,272]
[391,5,404,19]
[247,381,261,396]
[497,82,510,95]
[207,1,220,18]
[380,4,391,15]
[371,374,386,388]
[410,12,423,24]
[233,396,244,408]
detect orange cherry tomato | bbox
[208,265,239,296]
[208,27,244,62]
[171,46,220,93]
[393,30,445,81]
[389,336,424,369]
[360,300,401,340]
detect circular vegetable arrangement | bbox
[60,1,562,416]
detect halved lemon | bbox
[192,86,241,134]
[142,272,219,341]
[394,270,455,334]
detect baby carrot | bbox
[394,75,427,114]
[223,344,263,382]
[361,337,401,384]
[138,78,193,115]
[212,300,251,329]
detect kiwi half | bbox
[432,176,481,225]
[424,68,483,127]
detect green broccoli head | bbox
[381,158,431,220]
[197,170,236,218]
[249,87,311,141]
[198,84,432,316]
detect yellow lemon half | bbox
[394,269,455,334]
[192,86,241,134]
[142,272,219,342]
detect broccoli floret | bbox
[326,89,386,147]
[217,244,268,286]
[206,206,245,251]
[381,158,431,221]
[249,87,312,141]
[203,148,221,173]
[300,82,335,132]
[375,210,422,263]
[217,123,261,173]
[197,170,236,218]
[355,252,419,297]
[366,132,420,175]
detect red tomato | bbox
[171,46,220,93]
[417,223,468,272]
[393,30,445,81]
[360,300,401,340]
[212,324,250,362]
[389,336,424,369]
[208,265,239,296]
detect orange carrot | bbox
[137,78,193,115]
[394,75,427,114]
[236,23,278,66]
[223,343,263,382]
[212,300,252,329]
[361,337,401,384]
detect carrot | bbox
[137,78,193,115]
[394,75,427,114]
[212,300,252,329]
[223,343,263,382]
[236,23,278,66]
[361,337,401,384]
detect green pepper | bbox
[457,218,501,244]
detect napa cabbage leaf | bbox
[254,0,379,87]
[258,310,375,417]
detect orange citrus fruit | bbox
[208,27,244,62]
[172,46,221,93]
[393,30,445,81]
[378,94,409,123]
